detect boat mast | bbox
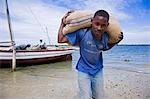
[5,0,16,71]
[46,27,51,45]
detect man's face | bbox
[91,16,109,40]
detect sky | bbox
[0,0,150,45]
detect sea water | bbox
[72,45,150,74]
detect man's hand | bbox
[62,10,74,24]
[111,32,123,45]
[117,32,123,43]
[58,10,74,43]
[103,32,124,51]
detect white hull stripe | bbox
[0,50,74,60]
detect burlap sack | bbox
[106,16,122,43]
[63,11,93,35]
[62,10,122,43]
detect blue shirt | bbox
[66,28,109,75]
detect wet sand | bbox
[0,61,150,99]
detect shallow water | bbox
[0,61,79,99]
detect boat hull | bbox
[0,49,74,67]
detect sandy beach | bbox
[0,60,150,99]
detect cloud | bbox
[0,0,68,45]
[121,25,150,44]
[122,31,150,44]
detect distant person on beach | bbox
[58,10,123,99]
[16,44,31,50]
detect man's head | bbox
[91,10,109,40]
[40,39,42,42]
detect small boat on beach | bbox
[0,46,74,67]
